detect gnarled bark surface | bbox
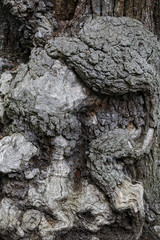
[0,0,160,239]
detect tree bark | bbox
[0,0,160,239]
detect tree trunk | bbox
[0,0,160,239]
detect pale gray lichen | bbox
[0,133,38,173]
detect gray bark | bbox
[0,0,160,239]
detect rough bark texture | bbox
[0,0,160,239]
